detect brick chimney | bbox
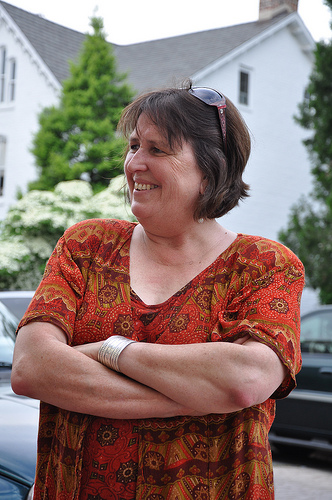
[259,0,299,21]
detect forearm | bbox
[11,323,197,419]
[117,339,287,414]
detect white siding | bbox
[0,18,60,219]
[0,14,314,243]
[197,25,313,242]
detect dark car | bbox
[0,300,38,499]
[270,306,332,453]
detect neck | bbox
[134,219,236,267]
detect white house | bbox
[0,0,315,243]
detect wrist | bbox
[98,335,136,372]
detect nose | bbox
[125,148,149,173]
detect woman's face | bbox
[124,113,206,228]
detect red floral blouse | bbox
[18,219,304,500]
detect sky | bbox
[4,0,332,45]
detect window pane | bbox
[301,310,332,341]
[301,310,332,353]
[0,136,6,165]
[0,134,5,196]
[0,169,4,196]
[0,47,6,75]
[8,59,16,101]
[0,48,6,102]
[10,59,16,79]
[0,77,4,102]
[239,71,249,105]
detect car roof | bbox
[302,305,332,319]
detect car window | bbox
[0,291,34,319]
[0,302,17,365]
[301,310,332,354]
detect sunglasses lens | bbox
[189,87,225,107]
[189,86,227,154]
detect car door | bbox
[295,308,332,440]
[271,307,332,448]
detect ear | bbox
[200,176,208,195]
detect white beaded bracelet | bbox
[98,335,136,372]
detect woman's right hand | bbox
[73,341,103,361]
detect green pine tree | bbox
[30,17,134,193]
[279,0,332,303]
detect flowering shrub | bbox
[0,176,134,290]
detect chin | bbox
[130,205,149,221]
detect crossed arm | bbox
[11,321,287,419]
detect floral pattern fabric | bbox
[18,219,304,500]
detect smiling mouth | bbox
[134,182,159,191]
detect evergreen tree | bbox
[30,17,134,192]
[279,0,332,303]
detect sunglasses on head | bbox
[188,87,227,154]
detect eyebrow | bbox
[129,130,171,151]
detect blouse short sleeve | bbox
[17,219,134,343]
[213,236,305,399]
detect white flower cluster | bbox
[54,180,94,202]
[6,177,134,233]
[26,237,54,258]
[0,176,135,289]
[93,176,134,220]
[0,237,54,273]
[0,239,31,272]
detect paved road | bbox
[273,448,332,499]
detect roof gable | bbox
[114,12,312,92]
[0,1,86,83]
[0,1,314,93]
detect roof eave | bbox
[0,3,61,92]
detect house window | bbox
[239,70,250,106]
[0,136,6,165]
[0,170,4,196]
[0,136,5,197]
[9,58,16,101]
[0,48,16,103]
[0,47,6,103]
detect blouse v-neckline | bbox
[127,228,243,308]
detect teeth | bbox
[134,182,158,191]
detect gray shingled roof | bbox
[1,1,86,82]
[1,1,290,93]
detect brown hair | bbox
[118,82,251,219]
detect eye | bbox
[151,146,168,155]
[129,143,139,152]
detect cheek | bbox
[124,157,132,180]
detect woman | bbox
[11,84,304,500]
